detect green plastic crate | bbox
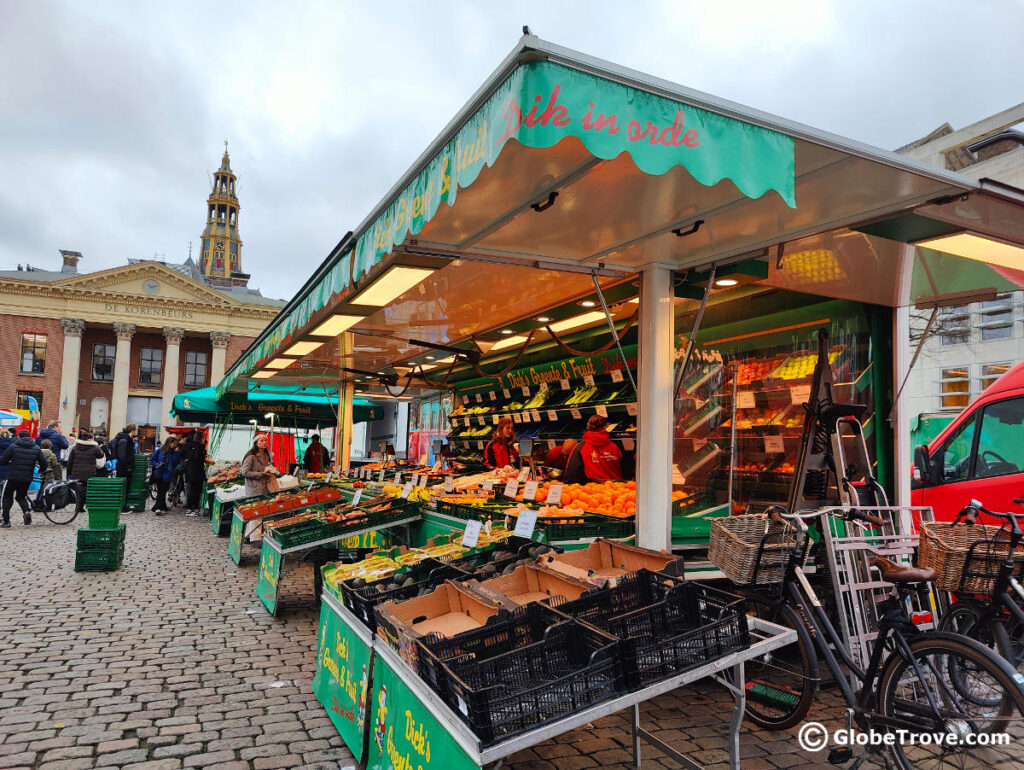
[74,543,125,572]
[77,523,127,548]
[87,508,120,528]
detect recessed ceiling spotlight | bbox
[536,316,552,323]
[499,329,515,335]
[714,278,739,287]
[579,300,597,308]
[425,355,436,360]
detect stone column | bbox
[209,331,231,386]
[107,322,136,437]
[59,319,86,431]
[161,327,185,438]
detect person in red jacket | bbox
[577,415,623,481]
[484,417,519,469]
[544,439,577,470]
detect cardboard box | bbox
[375,581,515,667]
[468,564,593,607]
[538,538,685,585]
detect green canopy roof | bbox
[171,388,382,427]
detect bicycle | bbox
[36,478,85,525]
[148,469,184,510]
[713,506,1024,768]
[936,499,1024,675]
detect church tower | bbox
[200,142,248,287]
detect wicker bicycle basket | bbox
[919,521,1024,594]
[709,514,798,585]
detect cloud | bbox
[1,0,1023,299]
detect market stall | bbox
[201,32,1024,770]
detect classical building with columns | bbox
[0,147,285,447]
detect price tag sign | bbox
[482,479,494,491]
[539,381,548,392]
[393,472,402,484]
[764,435,785,454]
[547,439,557,449]
[503,479,519,498]
[502,388,511,399]
[622,438,636,451]
[461,520,483,548]
[475,393,483,403]
[513,509,538,539]
[626,403,639,416]
[560,379,570,391]
[791,385,812,405]
[351,489,363,506]
[547,410,558,421]
[488,391,496,401]
[400,482,414,499]
[378,468,386,482]
[492,414,500,425]
[595,404,608,417]
[419,474,429,488]
[611,369,624,383]
[517,466,531,482]
[531,411,541,423]
[512,412,521,423]
[462,395,469,405]
[584,374,595,387]
[521,385,530,397]
[444,476,455,493]
[546,483,564,506]
[476,440,485,450]
[737,391,756,409]
[571,408,582,420]
[477,416,485,426]
[523,480,539,500]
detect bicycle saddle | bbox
[873,557,936,584]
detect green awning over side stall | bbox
[171,388,382,427]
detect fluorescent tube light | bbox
[489,334,529,351]
[263,359,294,370]
[350,265,435,306]
[547,311,607,334]
[250,371,276,379]
[918,233,1024,271]
[310,313,362,337]
[284,340,324,357]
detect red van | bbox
[912,360,1024,522]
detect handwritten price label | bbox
[393,472,402,484]
[571,408,582,420]
[488,391,496,401]
[512,412,521,423]
[523,480,539,500]
[611,369,624,383]
[461,520,483,548]
[546,483,563,505]
[626,403,639,416]
[400,482,414,499]
[547,410,558,421]
[503,479,519,498]
[764,435,785,454]
[539,381,548,392]
[492,414,500,425]
[513,509,538,539]
[595,405,608,417]
[560,379,570,391]
[737,391,756,409]
[351,489,363,506]
[444,476,455,493]
[790,385,812,405]
[475,393,483,403]
[482,479,494,491]
[584,374,595,387]
[521,385,530,397]
[502,388,511,399]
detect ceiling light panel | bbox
[350,266,435,307]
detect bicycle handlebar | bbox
[766,507,884,529]
[955,498,1024,536]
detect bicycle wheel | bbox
[742,596,819,729]
[940,600,1004,710]
[42,497,79,525]
[877,632,1024,768]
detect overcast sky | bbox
[2,0,1023,300]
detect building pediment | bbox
[54,261,238,305]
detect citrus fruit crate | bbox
[341,558,469,630]
[554,570,749,690]
[74,543,125,572]
[77,523,127,549]
[415,602,625,746]
[87,508,120,528]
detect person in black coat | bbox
[66,430,106,514]
[0,430,46,527]
[179,430,208,516]
[0,428,14,486]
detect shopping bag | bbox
[266,474,280,494]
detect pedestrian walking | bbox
[36,420,70,454]
[110,423,137,510]
[66,430,105,514]
[179,430,208,516]
[0,430,46,527]
[150,436,180,514]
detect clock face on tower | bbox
[215,240,225,249]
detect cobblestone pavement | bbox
[3,512,1024,769]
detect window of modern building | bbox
[19,333,46,374]
[939,366,970,410]
[139,347,163,386]
[184,351,207,388]
[92,343,116,382]
[980,362,1012,392]
[978,293,1014,341]
[16,390,43,411]
[938,306,970,346]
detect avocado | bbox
[350,578,365,589]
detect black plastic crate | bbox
[554,570,749,689]
[340,558,469,630]
[449,537,558,578]
[416,603,624,745]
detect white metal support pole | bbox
[893,243,916,508]
[636,265,674,551]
